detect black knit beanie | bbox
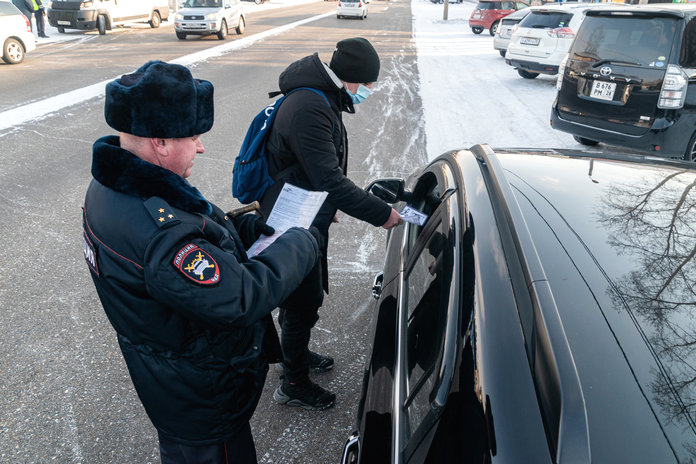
[329,37,380,83]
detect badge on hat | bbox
[173,243,220,285]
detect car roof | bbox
[584,3,696,18]
[453,146,696,462]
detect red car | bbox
[469,0,529,36]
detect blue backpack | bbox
[232,87,330,204]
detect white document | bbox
[400,205,428,226]
[247,183,328,257]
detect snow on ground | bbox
[412,0,579,160]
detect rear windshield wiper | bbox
[592,58,642,67]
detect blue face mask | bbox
[347,84,372,104]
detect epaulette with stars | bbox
[143,197,181,228]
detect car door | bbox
[391,162,462,464]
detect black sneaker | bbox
[273,379,336,411]
[308,350,334,373]
[276,350,334,374]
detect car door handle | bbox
[371,272,384,300]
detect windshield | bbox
[477,2,514,10]
[519,11,573,29]
[183,0,222,7]
[571,16,677,67]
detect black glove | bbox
[253,216,275,239]
[308,226,325,251]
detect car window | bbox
[519,10,573,29]
[403,217,453,445]
[183,0,222,7]
[516,2,528,9]
[406,172,442,250]
[477,2,503,10]
[571,16,678,66]
[0,2,20,15]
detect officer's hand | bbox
[308,226,325,250]
[381,208,403,229]
[253,216,275,238]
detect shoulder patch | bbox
[83,229,99,276]
[144,197,180,228]
[173,244,220,285]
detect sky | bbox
[2,0,582,156]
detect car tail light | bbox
[556,55,568,91]
[23,14,31,32]
[338,1,341,5]
[658,64,688,109]
[358,1,362,5]
[547,27,574,39]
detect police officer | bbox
[33,0,48,39]
[82,60,320,463]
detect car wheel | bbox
[471,26,483,34]
[149,11,161,28]
[176,31,187,40]
[499,50,506,57]
[57,26,65,33]
[572,135,599,146]
[684,131,696,161]
[2,38,24,65]
[235,16,245,35]
[517,69,539,79]
[97,14,107,35]
[217,20,228,40]
[490,20,499,36]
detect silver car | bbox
[493,7,530,57]
[174,0,245,40]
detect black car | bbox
[551,4,696,160]
[342,145,696,463]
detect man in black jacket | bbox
[82,60,320,463]
[260,38,402,411]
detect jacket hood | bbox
[91,135,212,215]
[278,53,355,113]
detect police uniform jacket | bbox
[82,135,319,446]
[261,53,392,293]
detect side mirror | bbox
[365,178,411,204]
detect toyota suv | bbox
[174,0,245,40]
[551,4,696,159]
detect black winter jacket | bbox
[261,53,391,232]
[82,136,319,445]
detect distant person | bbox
[259,37,403,411]
[82,60,321,464]
[11,0,33,30]
[33,0,48,39]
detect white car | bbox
[493,7,530,57]
[337,0,367,19]
[0,1,35,64]
[175,0,245,40]
[505,3,617,79]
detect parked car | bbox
[0,1,35,65]
[341,144,696,464]
[174,0,245,40]
[505,3,606,79]
[47,0,169,35]
[493,7,530,57]
[336,0,367,19]
[551,4,696,160]
[469,0,528,36]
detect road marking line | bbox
[0,11,334,133]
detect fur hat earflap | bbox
[104,60,214,138]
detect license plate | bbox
[57,20,71,25]
[590,80,616,101]
[520,36,540,46]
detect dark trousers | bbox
[158,422,257,464]
[278,260,323,382]
[34,9,45,36]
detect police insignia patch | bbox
[173,244,220,285]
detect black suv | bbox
[551,5,696,159]
[341,145,696,463]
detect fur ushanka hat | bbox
[104,60,214,138]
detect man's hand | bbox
[381,208,403,229]
[253,216,275,239]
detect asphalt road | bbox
[0,0,425,462]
